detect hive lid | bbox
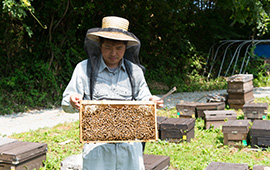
[196,102,225,110]
[160,118,195,130]
[222,120,251,127]
[227,74,253,82]
[205,162,249,170]
[0,141,47,164]
[222,120,251,133]
[243,103,268,109]
[251,120,270,130]
[143,154,170,170]
[176,102,198,107]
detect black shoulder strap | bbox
[86,58,94,100]
[87,56,100,100]
[124,59,136,101]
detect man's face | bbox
[101,40,126,69]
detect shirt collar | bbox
[99,56,126,73]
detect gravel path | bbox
[0,87,269,137]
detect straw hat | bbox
[86,16,140,46]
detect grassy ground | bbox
[10,97,270,170]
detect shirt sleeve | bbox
[132,64,152,101]
[61,60,88,113]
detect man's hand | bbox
[149,95,164,109]
[69,94,83,110]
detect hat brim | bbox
[87,31,140,46]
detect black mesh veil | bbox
[84,27,145,100]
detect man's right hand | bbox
[69,94,83,110]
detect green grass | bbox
[9,97,270,170]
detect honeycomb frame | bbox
[79,100,157,143]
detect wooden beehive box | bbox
[252,165,270,170]
[222,120,251,146]
[159,118,195,143]
[0,141,47,170]
[143,154,170,170]
[243,103,268,120]
[204,162,249,170]
[250,120,270,148]
[227,74,253,93]
[157,117,168,130]
[176,102,198,118]
[157,116,168,139]
[80,100,157,143]
[204,110,237,129]
[196,102,225,118]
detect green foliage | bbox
[0,60,61,114]
[254,73,270,87]
[219,0,270,37]
[2,0,29,18]
[1,0,270,114]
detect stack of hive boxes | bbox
[227,74,254,110]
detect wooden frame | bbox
[79,100,157,143]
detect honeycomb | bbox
[80,101,157,143]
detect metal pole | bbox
[218,40,242,77]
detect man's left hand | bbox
[149,95,164,109]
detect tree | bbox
[218,0,270,38]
